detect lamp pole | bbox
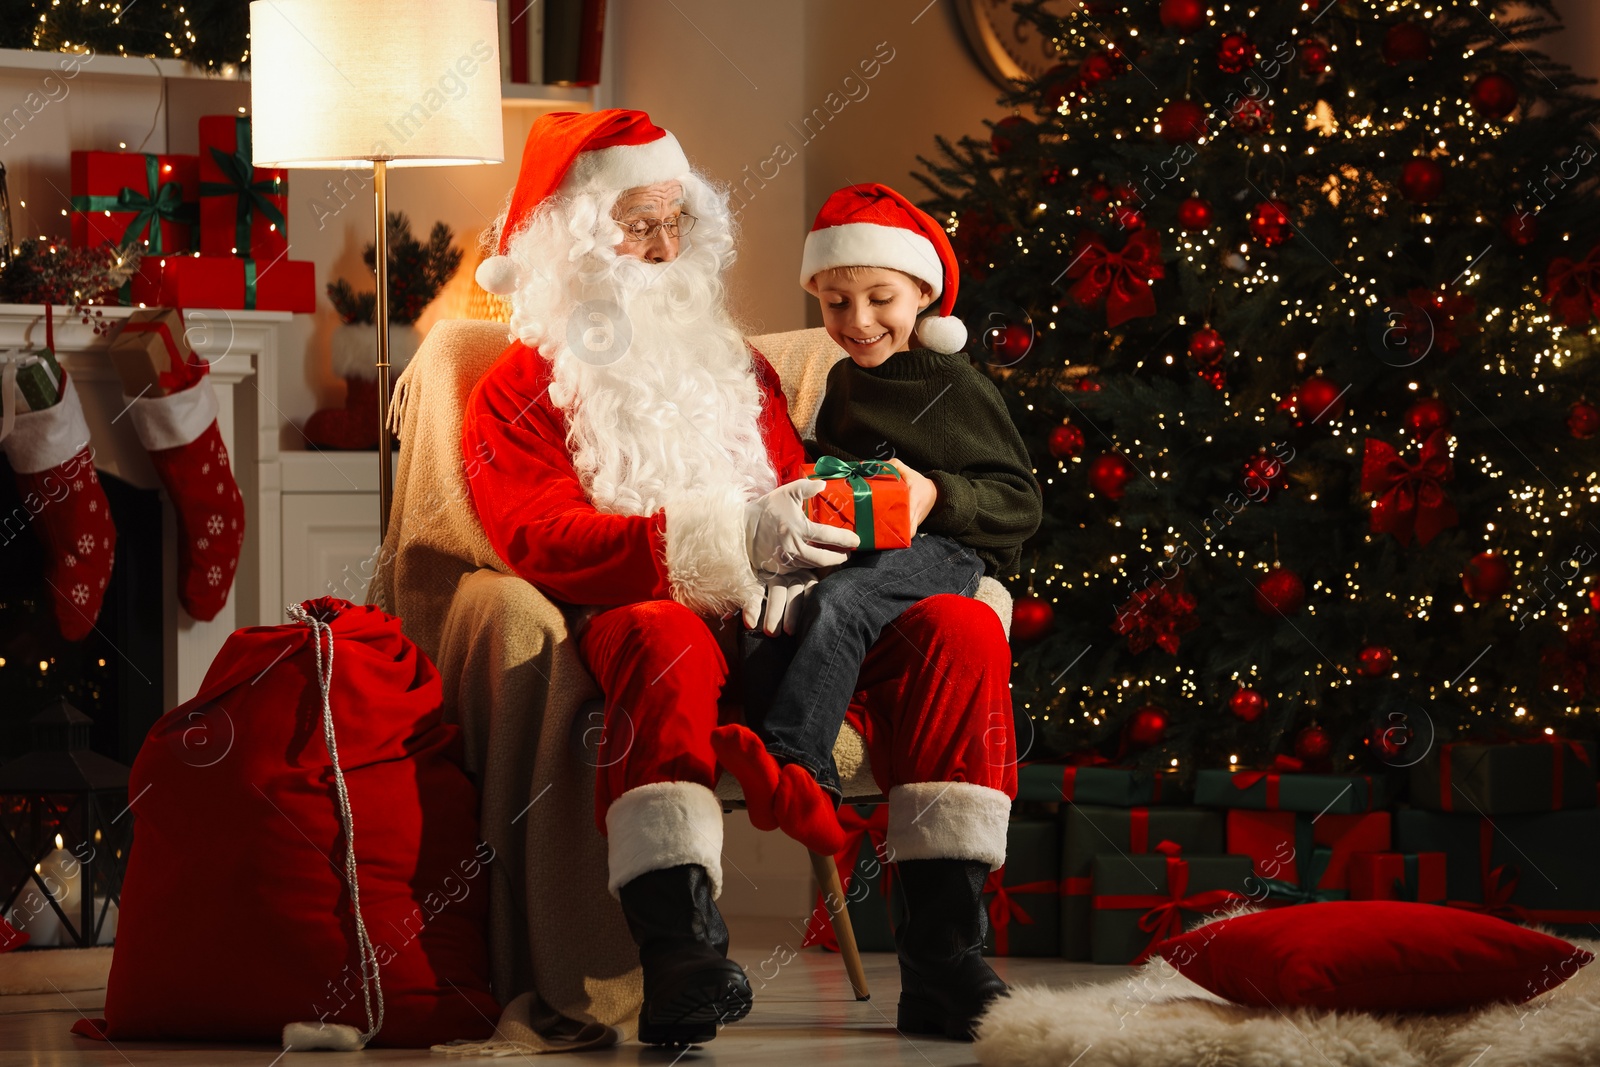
[373,159,393,542]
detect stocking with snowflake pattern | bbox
[0,373,117,641]
[124,375,244,621]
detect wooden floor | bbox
[0,917,1132,1066]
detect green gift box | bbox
[1017,763,1192,806]
[3,349,64,411]
[1059,805,1223,960]
[1409,739,1596,814]
[1394,808,1600,937]
[981,820,1059,957]
[1194,766,1397,814]
[1089,848,1253,965]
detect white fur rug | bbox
[975,934,1600,1067]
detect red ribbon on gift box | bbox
[803,806,890,951]
[1230,754,1304,809]
[983,869,1061,956]
[1091,841,1247,964]
[1437,737,1592,812]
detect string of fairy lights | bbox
[932,0,1600,765]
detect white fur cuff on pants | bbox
[886,781,1012,871]
[605,781,725,899]
[662,483,762,617]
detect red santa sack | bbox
[76,597,500,1049]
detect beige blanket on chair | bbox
[370,320,640,1055]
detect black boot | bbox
[617,864,753,1046]
[893,858,1009,1040]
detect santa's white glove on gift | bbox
[743,478,859,579]
[741,569,820,636]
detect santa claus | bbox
[463,110,1017,1046]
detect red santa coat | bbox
[460,339,807,614]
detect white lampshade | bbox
[248,0,504,169]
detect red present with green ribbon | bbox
[1060,804,1223,960]
[70,151,199,255]
[979,820,1059,956]
[805,457,911,550]
[1194,755,1397,814]
[156,253,315,313]
[1347,851,1447,903]
[198,115,289,261]
[1410,737,1596,815]
[1225,809,1390,903]
[1089,842,1251,964]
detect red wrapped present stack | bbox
[1225,808,1391,904]
[1347,851,1447,904]
[156,254,315,314]
[70,151,198,255]
[198,115,289,261]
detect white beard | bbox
[501,186,778,517]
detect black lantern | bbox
[0,700,132,947]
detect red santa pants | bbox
[577,593,1017,898]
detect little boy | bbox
[712,183,1042,854]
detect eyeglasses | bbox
[615,213,697,242]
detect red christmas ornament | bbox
[1230,97,1273,134]
[1297,375,1344,425]
[1248,199,1294,247]
[1188,326,1226,364]
[1383,22,1431,65]
[1470,72,1519,119]
[1081,51,1118,84]
[1047,422,1086,459]
[1088,453,1134,500]
[990,115,1032,156]
[1228,687,1267,722]
[1299,38,1332,76]
[1293,724,1332,763]
[1077,376,1102,392]
[1217,33,1257,73]
[1241,452,1290,500]
[1160,99,1209,145]
[1086,180,1113,204]
[1462,551,1512,601]
[1042,63,1083,111]
[1113,204,1146,231]
[1158,0,1206,33]
[1503,210,1539,247]
[1568,400,1600,439]
[1371,720,1412,762]
[1254,567,1305,614]
[1011,594,1056,643]
[1040,162,1063,188]
[1127,706,1170,748]
[1177,195,1214,231]
[1357,645,1394,677]
[1403,396,1453,438]
[985,321,1034,362]
[1590,588,1600,612]
[1400,158,1445,204]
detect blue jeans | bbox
[738,531,984,799]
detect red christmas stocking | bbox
[0,374,117,642]
[125,377,243,621]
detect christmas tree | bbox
[914,0,1600,776]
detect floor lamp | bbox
[248,0,504,541]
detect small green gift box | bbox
[1194,764,1397,814]
[2,349,64,411]
[980,820,1060,957]
[1017,763,1192,806]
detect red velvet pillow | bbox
[1156,902,1592,1011]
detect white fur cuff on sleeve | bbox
[886,781,1012,871]
[662,483,762,616]
[605,781,725,899]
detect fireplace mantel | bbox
[0,304,293,710]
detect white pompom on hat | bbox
[799,182,968,354]
[475,109,691,295]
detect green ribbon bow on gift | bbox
[807,455,902,551]
[71,153,196,255]
[200,116,286,257]
[1260,837,1349,906]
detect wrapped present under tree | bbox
[1089,843,1252,965]
[1017,762,1192,806]
[1195,758,1398,814]
[1409,738,1595,815]
[805,457,911,551]
[981,819,1059,957]
[1347,851,1447,904]
[1225,809,1392,904]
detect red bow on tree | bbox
[1064,228,1165,328]
[1544,242,1600,328]
[1359,428,1458,546]
[1400,286,1477,355]
[1111,574,1199,655]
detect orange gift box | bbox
[804,457,912,550]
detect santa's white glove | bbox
[741,569,819,636]
[743,478,859,578]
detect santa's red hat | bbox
[475,109,691,295]
[799,183,967,354]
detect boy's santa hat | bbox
[475,109,691,296]
[799,183,968,355]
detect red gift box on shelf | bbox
[70,151,198,255]
[156,253,315,313]
[805,457,911,551]
[1226,809,1391,903]
[198,115,289,261]
[1347,851,1447,904]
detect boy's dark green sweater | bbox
[801,347,1043,577]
